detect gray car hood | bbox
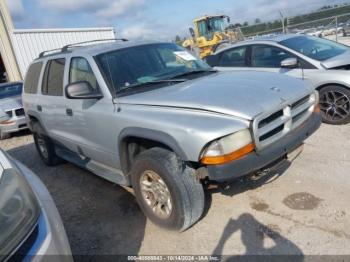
[321,50,350,69]
[117,71,312,120]
[0,95,22,111]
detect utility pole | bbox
[335,16,338,42]
[279,10,285,34]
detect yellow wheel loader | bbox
[183,15,244,59]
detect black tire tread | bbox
[131,147,204,231]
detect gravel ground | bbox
[1,123,350,258]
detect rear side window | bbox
[42,59,65,96]
[219,46,247,67]
[24,62,43,94]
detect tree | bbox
[255,18,261,24]
[175,35,181,43]
[243,21,249,26]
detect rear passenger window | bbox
[219,46,247,67]
[24,62,43,94]
[42,59,65,96]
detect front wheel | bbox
[131,148,205,231]
[319,85,350,125]
[0,131,10,140]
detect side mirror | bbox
[281,58,298,69]
[189,27,195,39]
[65,81,103,100]
[0,109,10,123]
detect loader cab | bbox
[193,15,230,40]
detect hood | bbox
[117,71,312,120]
[0,95,22,111]
[321,50,350,69]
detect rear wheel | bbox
[319,85,350,125]
[131,147,204,231]
[33,123,63,166]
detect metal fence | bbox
[237,7,350,43]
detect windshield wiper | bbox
[116,79,186,94]
[171,69,217,79]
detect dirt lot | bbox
[1,123,350,258]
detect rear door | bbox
[37,58,68,144]
[214,45,249,71]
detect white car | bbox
[206,34,350,125]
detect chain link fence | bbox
[236,5,350,44]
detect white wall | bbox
[11,27,115,77]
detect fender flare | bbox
[118,127,189,172]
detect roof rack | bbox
[38,47,64,58]
[61,38,128,52]
[38,38,128,58]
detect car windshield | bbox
[96,43,211,93]
[280,36,348,61]
[0,83,22,99]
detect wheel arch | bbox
[316,82,350,91]
[118,127,188,174]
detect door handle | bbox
[66,108,73,116]
[37,105,42,112]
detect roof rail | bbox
[38,38,128,58]
[61,38,128,52]
[38,47,63,58]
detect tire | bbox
[319,85,350,125]
[33,123,63,166]
[0,131,10,140]
[131,147,204,231]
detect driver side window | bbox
[69,57,99,91]
[251,45,296,68]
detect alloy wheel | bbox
[319,90,350,122]
[140,170,173,219]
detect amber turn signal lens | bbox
[201,143,255,165]
[314,103,321,113]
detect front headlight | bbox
[0,155,40,257]
[201,129,255,165]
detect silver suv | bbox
[22,40,321,231]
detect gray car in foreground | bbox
[206,34,350,125]
[0,149,72,261]
[22,40,321,231]
[0,82,28,139]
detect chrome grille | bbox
[253,92,318,150]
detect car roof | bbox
[214,34,301,54]
[35,40,169,61]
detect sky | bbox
[7,0,350,41]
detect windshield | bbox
[0,83,22,99]
[208,17,225,32]
[96,43,211,92]
[280,35,348,61]
[197,17,225,37]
